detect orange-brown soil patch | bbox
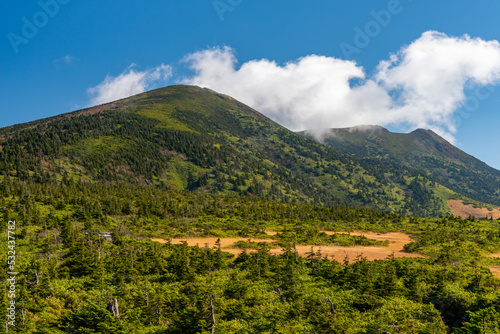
[448,199,500,219]
[150,237,274,255]
[151,231,424,262]
[270,231,424,262]
[488,267,500,279]
[478,254,500,279]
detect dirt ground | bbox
[447,200,500,278]
[448,199,500,219]
[150,237,275,251]
[151,231,425,263]
[477,254,500,279]
[489,267,500,279]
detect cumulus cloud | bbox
[183,47,382,131]
[183,32,500,143]
[88,64,172,106]
[376,31,500,139]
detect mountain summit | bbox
[0,85,494,216]
[300,126,500,207]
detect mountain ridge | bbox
[300,125,500,207]
[0,85,492,216]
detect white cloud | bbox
[183,47,380,131]
[53,54,74,65]
[53,54,75,70]
[88,64,172,106]
[183,32,500,143]
[376,31,500,140]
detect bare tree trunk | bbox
[327,297,337,320]
[98,235,102,261]
[34,270,40,285]
[21,302,25,326]
[109,297,120,318]
[210,295,216,334]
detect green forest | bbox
[2,86,500,333]
[2,177,500,333]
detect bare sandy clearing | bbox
[151,231,424,262]
[150,237,274,256]
[488,267,500,280]
[448,199,500,219]
[151,237,274,247]
[309,231,424,262]
[466,254,500,280]
[322,231,413,247]
[268,244,424,262]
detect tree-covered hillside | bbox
[0,85,460,216]
[300,126,500,207]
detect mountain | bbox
[0,85,477,216]
[299,125,500,207]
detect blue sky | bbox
[2,0,500,168]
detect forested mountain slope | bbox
[0,85,462,216]
[300,126,500,207]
